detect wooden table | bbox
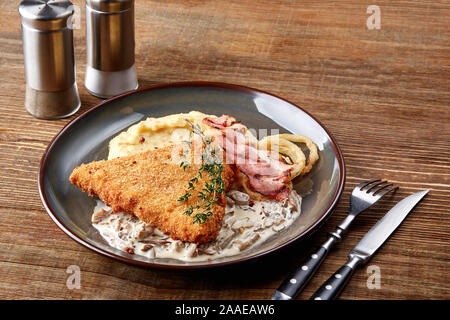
[0,0,448,300]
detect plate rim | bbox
[38,81,346,269]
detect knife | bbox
[310,190,429,300]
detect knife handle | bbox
[310,256,363,300]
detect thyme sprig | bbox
[177,121,224,224]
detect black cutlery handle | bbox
[273,246,329,300]
[310,256,363,300]
[310,265,354,300]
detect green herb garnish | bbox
[177,121,224,224]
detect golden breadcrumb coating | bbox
[69,144,235,244]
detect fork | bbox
[271,179,398,300]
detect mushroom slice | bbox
[91,208,112,224]
[228,190,250,205]
[234,233,260,251]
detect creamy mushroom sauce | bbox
[92,190,302,262]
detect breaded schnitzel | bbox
[69,144,234,244]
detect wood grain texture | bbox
[0,0,449,300]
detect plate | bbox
[38,82,345,269]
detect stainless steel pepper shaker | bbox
[19,0,81,119]
[85,0,138,98]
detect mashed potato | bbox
[108,111,217,159]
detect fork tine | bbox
[375,185,398,198]
[356,179,381,191]
[366,180,390,193]
[371,182,394,194]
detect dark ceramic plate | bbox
[39,82,345,269]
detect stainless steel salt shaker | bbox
[85,0,138,98]
[19,0,80,119]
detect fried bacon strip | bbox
[203,115,293,201]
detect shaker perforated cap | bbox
[19,0,74,31]
[86,0,133,12]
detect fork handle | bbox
[272,232,341,300]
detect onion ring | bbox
[258,134,319,179]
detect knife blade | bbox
[349,189,429,260]
[310,190,429,300]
